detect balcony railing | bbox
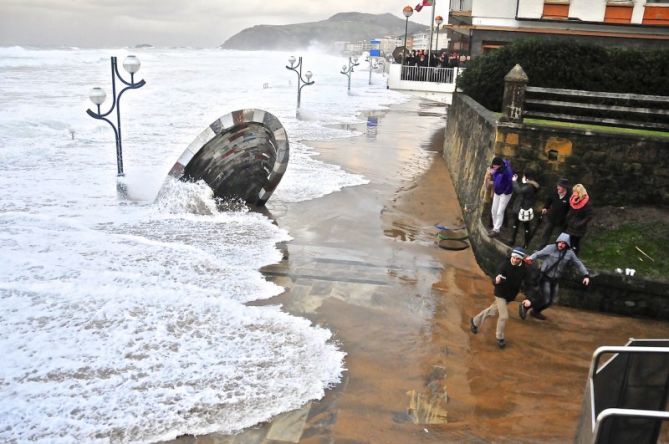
[400,66,457,84]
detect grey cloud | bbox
[0,0,436,47]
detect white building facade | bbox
[447,0,669,56]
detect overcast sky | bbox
[0,0,444,48]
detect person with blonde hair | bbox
[565,183,593,255]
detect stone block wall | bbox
[494,124,669,206]
[443,93,669,320]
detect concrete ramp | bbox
[163,109,289,206]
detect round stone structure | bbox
[164,109,289,206]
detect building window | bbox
[604,1,633,23]
[644,1,669,24]
[543,1,570,19]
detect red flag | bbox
[415,0,433,12]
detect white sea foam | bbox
[0,46,406,443]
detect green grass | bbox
[522,118,669,139]
[580,222,669,281]
[492,113,669,138]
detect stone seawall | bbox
[443,93,669,320]
[494,121,669,206]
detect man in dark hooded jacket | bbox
[471,247,529,348]
[520,233,590,320]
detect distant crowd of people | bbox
[402,50,464,69]
[400,50,467,81]
[404,49,460,68]
[470,155,593,349]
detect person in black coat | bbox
[565,183,593,255]
[509,170,540,248]
[470,247,529,349]
[537,178,571,249]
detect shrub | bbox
[458,39,669,112]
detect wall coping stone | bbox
[508,122,669,143]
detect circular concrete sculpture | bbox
[163,109,289,206]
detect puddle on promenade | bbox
[162,99,669,443]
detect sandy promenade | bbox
[170,98,669,444]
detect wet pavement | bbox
[167,99,669,443]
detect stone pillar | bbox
[499,64,528,124]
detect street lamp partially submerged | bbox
[86,55,146,196]
[340,57,359,92]
[285,56,315,110]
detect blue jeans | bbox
[535,277,559,313]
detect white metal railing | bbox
[400,66,456,84]
[592,409,669,443]
[576,343,669,444]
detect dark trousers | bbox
[539,220,564,248]
[535,277,560,313]
[570,235,582,255]
[511,219,531,247]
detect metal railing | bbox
[400,66,457,84]
[593,409,669,443]
[575,340,669,444]
[524,86,669,131]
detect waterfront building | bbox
[378,36,404,56]
[411,32,431,50]
[411,30,450,51]
[445,0,669,58]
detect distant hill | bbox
[220,12,429,51]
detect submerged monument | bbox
[162,109,289,206]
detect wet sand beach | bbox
[174,98,669,443]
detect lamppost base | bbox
[116,177,129,200]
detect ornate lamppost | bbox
[86,55,146,181]
[435,15,444,54]
[285,56,314,109]
[340,57,359,92]
[402,6,414,65]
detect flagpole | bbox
[427,0,436,67]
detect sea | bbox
[0,46,409,443]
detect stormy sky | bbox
[0,0,442,48]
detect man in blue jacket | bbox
[520,232,590,320]
[487,156,513,237]
[470,247,529,349]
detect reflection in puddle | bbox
[384,227,414,242]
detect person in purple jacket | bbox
[487,156,513,237]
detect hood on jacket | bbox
[556,232,571,246]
